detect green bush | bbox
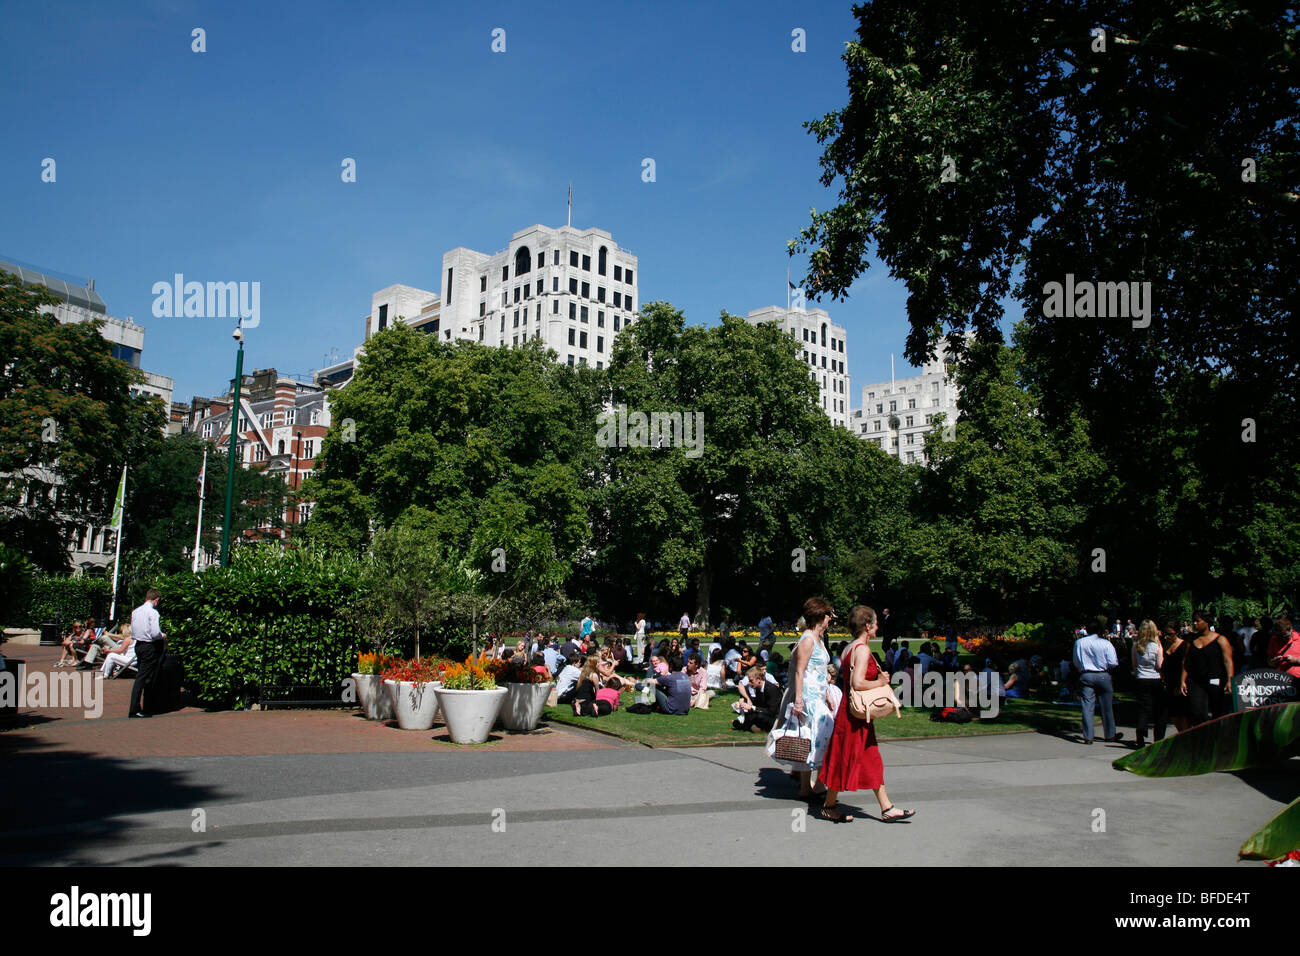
[0,543,34,626]
[160,544,368,708]
[16,574,111,628]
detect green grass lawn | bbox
[544,686,1131,748]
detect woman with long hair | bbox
[773,597,840,800]
[820,606,914,822]
[571,655,612,717]
[1132,619,1166,746]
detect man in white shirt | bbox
[128,588,165,718]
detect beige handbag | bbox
[846,643,901,721]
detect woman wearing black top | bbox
[1180,610,1234,726]
[1160,623,1190,733]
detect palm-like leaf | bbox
[1238,796,1300,861]
[1112,703,1300,776]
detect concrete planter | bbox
[384,678,441,731]
[353,673,394,721]
[435,686,508,744]
[499,681,553,731]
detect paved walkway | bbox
[2,645,1292,866]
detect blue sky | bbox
[3,0,938,406]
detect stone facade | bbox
[742,306,851,429]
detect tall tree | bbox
[793,2,1300,608]
[0,270,165,571]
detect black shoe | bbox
[1108,732,1123,742]
[129,711,151,718]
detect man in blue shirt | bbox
[542,638,561,676]
[648,653,691,715]
[1073,617,1122,744]
[757,615,774,642]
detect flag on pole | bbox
[109,465,127,530]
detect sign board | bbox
[1232,668,1300,712]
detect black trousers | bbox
[128,641,162,715]
[1186,678,1228,726]
[1134,678,1167,742]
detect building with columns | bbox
[742,306,851,429]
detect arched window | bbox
[514,247,531,276]
[598,246,608,276]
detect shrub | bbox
[17,574,111,627]
[161,544,367,708]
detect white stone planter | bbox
[353,673,394,721]
[385,679,442,731]
[435,686,508,744]
[499,681,553,732]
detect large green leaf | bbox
[1239,796,1300,861]
[1112,703,1300,777]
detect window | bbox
[479,326,485,341]
[933,381,940,392]
[597,311,605,327]
[580,331,588,348]
[524,283,530,299]
[304,440,316,459]
[889,401,897,412]
[500,316,505,333]
[553,300,559,314]
[821,356,827,368]
[802,329,809,342]
[614,315,621,331]
[569,278,578,294]
[907,434,915,445]
[874,420,881,431]
[580,306,589,322]
[875,404,883,414]
[259,413,271,428]
[479,301,485,316]
[625,269,633,284]
[286,408,296,425]
[513,335,518,346]
[567,355,574,366]
[597,287,605,303]
[581,281,590,298]
[905,416,913,427]
[596,361,603,370]
[480,275,487,292]
[446,268,454,305]
[582,255,590,271]
[513,287,520,303]
[614,265,622,281]
[513,310,519,327]
[925,414,934,425]
[201,422,213,438]
[568,328,576,345]
[821,323,827,347]
[596,335,604,353]
[378,304,388,331]
[908,399,917,409]
[569,302,576,319]
[614,292,621,308]
[523,306,528,320]
[569,251,579,267]
[502,291,508,306]
[537,250,545,269]
[502,266,509,282]
[598,246,607,275]
[554,250,560,266]
[553,277,558,292]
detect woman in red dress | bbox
[820,605,916,823]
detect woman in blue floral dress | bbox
[774,597,840,799]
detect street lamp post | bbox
[221,325,246,566]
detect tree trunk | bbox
[695,564,712,629]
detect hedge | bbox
[12,575,111,628]
[160,545,368,708]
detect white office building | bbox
[356,225,639,373]
[743,306,850,429]
[851,341,961,464]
